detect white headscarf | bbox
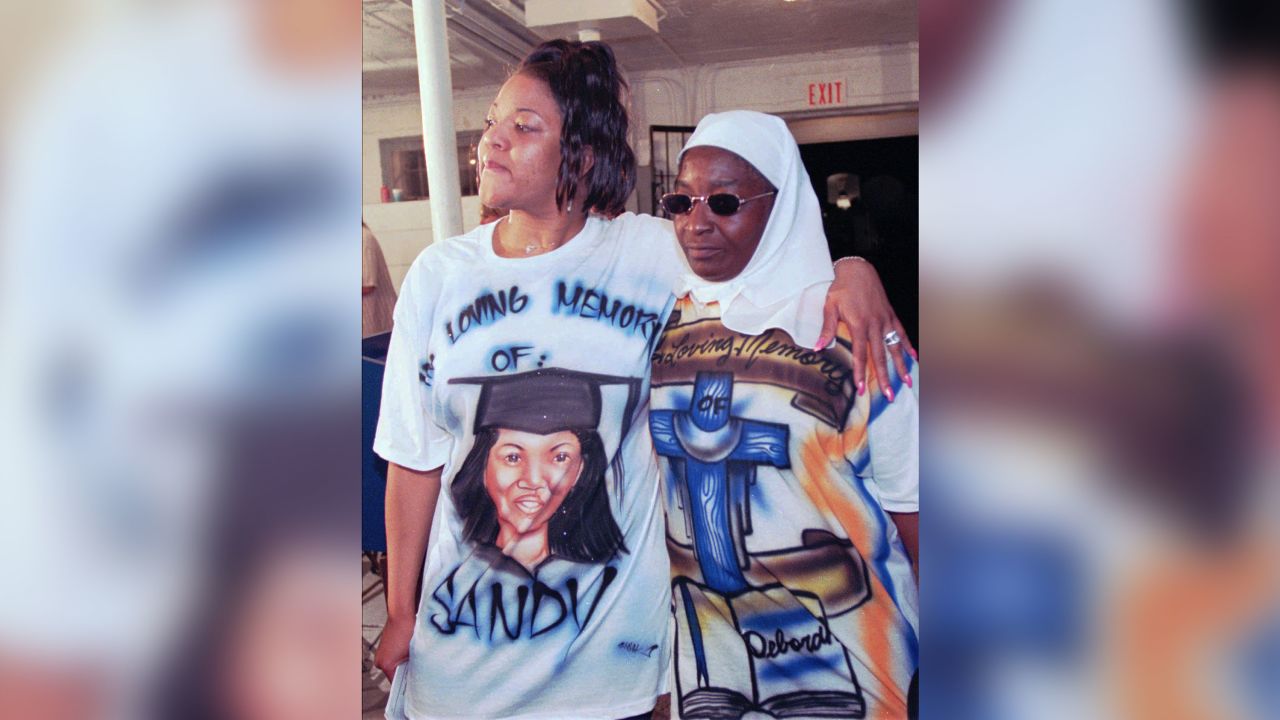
[674,111,834,348]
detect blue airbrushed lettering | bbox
[444,285,530,344]
[429,565,618,642]
[553,280,663,345]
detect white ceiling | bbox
[363,0,917,97]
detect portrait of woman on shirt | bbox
[449,369,631,571]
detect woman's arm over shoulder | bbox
[604,211,685,293]
[819,258,916,399]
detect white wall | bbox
[362,43,918,291]
[627,43,918,165]
[363,86,496,289]
[364,197,486,290]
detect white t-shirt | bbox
[649,296,919,719]
[374,213,683,719]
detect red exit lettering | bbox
[807,81,845,106]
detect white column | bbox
[411,0,463,243]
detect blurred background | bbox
[1,0,1277,718]
[920,0,1280,718]
[1,1,361,719]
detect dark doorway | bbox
[799,135,918,347]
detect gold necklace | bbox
[497,217,538,256]
[499,216,572,256]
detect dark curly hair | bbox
[516,39,636,217]
[452,427,626,564]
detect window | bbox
[649,125,696,216]
[379,130,484,200]
[458,130,481,196]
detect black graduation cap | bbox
[451,368,640,435]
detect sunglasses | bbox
[659,190,776,217]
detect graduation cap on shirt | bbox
[451,368,643,500]
[451,368,644,500]
[450,368,641,436]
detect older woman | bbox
[650,111,919,719]
[373,40,912,720]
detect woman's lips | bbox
[514,495,544,513]
[483,159,509,174]
[683,245,722,261]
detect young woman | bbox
[373,40,911,719]
[650,111,919,719]
[448,369,635,569]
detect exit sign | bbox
[807,79,846,107]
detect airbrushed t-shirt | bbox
[374,213,683,720]
[649,295,920,720]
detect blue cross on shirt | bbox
[651,372,790,595]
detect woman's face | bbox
[673,146,775,281]
[484,429,584,536]
[478,73,563,213]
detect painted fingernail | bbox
[904,375,913,388]
[909,348,918,361]
[813,337,829,352]
[886,387,895,402]
[858,381,866,396]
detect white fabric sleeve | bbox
[865,358,919,512]
[645,215,686,293]
[372,265,452,471]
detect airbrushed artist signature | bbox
[617,640,660,658]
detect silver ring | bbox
[883,330,902,346]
